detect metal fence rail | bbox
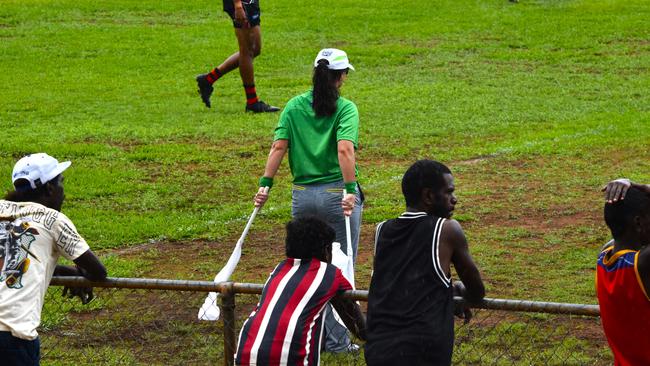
[41,277,610,365]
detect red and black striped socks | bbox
[244,84,259,105]
[205,68,223,84]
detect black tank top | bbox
[366,212,454,365]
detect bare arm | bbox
[54,249,107,281]
[263,139,288,179]
[337,140,356,216]
[254,140,288,207]
[54,249,107,304]
[445,220,485,303]
[331,296,367,341]
[73,249,107,281]
[337,140,356,184]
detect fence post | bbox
[221,282,237,366]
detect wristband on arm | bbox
[259,176,274,189]
[344,181,357,195]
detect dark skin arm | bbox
[441,220,485,322]
[444,220,485,302]
[330,296,367,341]
[54,249,107,304]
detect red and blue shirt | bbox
[596,245,650,366]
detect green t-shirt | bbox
[274,90,359,185]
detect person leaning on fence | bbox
[596,179,650,366]
[253,48,363,353]
[0,153,107,366]
[234,216,366,366]
[365,159,485,366]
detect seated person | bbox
[597,183,650,365]
[234,216,365,366]
[365,160,485,366]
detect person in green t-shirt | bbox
[253,48,363,353]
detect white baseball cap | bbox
[12,153,71,190]
[314,48,355,71]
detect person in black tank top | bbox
[365,160,485,366]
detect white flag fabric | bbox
[331,242,355,288]
[198,199,263,321]
[197,241,242,320]
[329,239,356,333]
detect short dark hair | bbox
[285,216,335,261]
[604,186,650,238]
[401,160,452,207]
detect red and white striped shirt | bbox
[235,258,352,365]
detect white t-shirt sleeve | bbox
[53,212,90,260]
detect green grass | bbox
[1,0,649,362]
[2,0,648,290]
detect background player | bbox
[196,0,279,113]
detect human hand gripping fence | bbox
[198,187,269,321]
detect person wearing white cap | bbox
[0,153,107,365]
[253,48,362,353]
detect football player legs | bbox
[196,0,278,112]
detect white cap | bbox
[314,48,355,71]
[12,153,71,190]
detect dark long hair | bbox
[4,180,49,203]
[4,176,59,205]
[312,59,347,117]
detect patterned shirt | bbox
[235,258,352,365]
[0,200,90,340]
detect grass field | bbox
[1,0,649,363]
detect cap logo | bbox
[322,50,332,56]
